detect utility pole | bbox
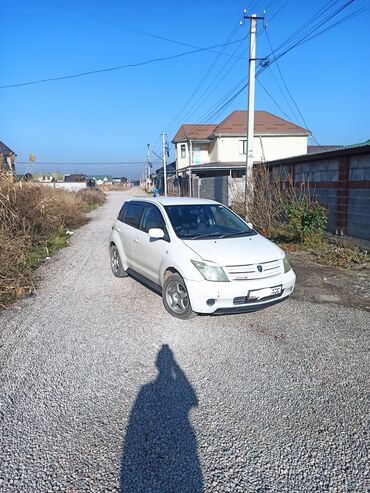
[241,10,264,219]
[146,143,151,192]
[161,132,168,196]
[189,140,192,197]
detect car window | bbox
[141,205,165,232]
[141,204,170,240]
[123,202,145,229]
[117,202,129,223]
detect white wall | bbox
[215,135,307,162]
[176,142,189,170]
[175,134,308,171]
[39,182,87,191]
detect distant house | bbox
[112,176,128,184]
[91,175,113,185]
[38,175,55,183]
[0,141,17,176]
[64,174,87,182]
[154,162,176,194]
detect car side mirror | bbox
[148,228,165,239]
[246,222,253,229]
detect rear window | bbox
[123,202,145,229]
[117,202,129,222]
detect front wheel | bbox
[162,273,196,320]
[110,244,128,278]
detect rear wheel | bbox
[110,244,128,278]
[162,273,196,320]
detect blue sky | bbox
[2,0,370,178]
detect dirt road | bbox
[0,190,368,492]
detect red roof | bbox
[172,124,217,143]
[172,111,310,142]
[213,111,310,136]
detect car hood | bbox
[183,234,284,266]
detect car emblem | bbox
[257,265,263,273]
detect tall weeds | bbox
[0,176,105,307]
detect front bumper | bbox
[184,270,296,314]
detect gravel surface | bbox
[0,190,369,492]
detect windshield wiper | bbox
[219,231,254,238]
[185,231,224,240]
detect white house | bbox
[172,110,310,177]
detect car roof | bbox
[126,196,220,206]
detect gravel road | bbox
[0,190,368,492]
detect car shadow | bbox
[120,344,204,493]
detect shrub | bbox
[285,197,328,242]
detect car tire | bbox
[110,244,128,278]
[162,273,196,320]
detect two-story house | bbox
[173,110,310,178]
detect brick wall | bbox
[271,150,370,241]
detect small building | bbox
[64,174,87,183]
[153,162,176,194]
[92,175,113,186]
[0,141,17,177]
[112,176,128,184]
[38,175,55,183]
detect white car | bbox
[109,197,295,319]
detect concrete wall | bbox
[347,154,370,239]
[294,158,339,182]
[271,151,370,241]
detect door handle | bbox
[133,238,139,243]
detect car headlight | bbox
[191,260,229,282]
[283,256,292,273]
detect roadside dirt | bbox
[289,252,370,312]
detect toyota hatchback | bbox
[109,197,295,319]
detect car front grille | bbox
[225,259,283,281]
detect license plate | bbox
[248,285,282,301]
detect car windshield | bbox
[164,204,257,240]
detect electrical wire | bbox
[49,0,245,61]
[0,38,246,89]
[264,28,320,145]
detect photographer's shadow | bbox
[120,344,203,492]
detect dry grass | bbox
[97,183,131,192]
[0,177,105,308]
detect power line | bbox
[0,38,246,89]
[50,0,246,61]
[159,22,243,145]
[266,0,357,62]
[264,28,320,145]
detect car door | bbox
[132,203,170,284]
[117,201,146,268]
